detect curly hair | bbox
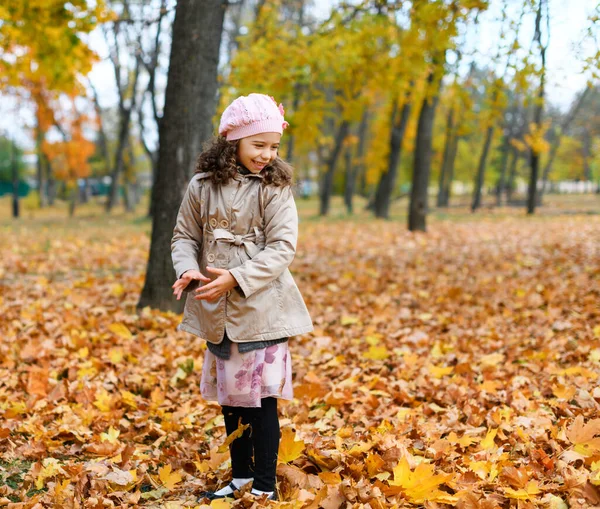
[193,135,293,187]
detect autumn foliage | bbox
[1,215,599,507]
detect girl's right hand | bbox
[172,269,211,300]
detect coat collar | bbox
[236,164,264,178]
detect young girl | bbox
[170,93,314,502]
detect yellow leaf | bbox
[111,283,125,297]
[364,345,389,360]
[389,456,455,504]
[594,325,600,338]
[158,464,182,490]
[446,432,478,449]
[480,353,504,366]
[210,500,232,509]
[552,384,576,400]
[366,453,385,477]
[505,480,541,500]
[318,471,341,484]
[109,322,133,340]
[347,441,374,456]
[94,388,113,412]
[428,364,454,378]
[566,415,600,457]
[53,478,70,501]
[109,348,124,364]
[217,418,250,453]
[365,335,381,346]
[100,426,120,444]
[36,458,64,490]
[546,495,568,509]
[120,390,138,409]
[479,428,498,451]
[341,315,360,325]
[278,427,305,463]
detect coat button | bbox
[220,219,229,228]
[209,218,217,228]
[207,253,215,262]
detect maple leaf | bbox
[366,452,385,477]
[158,464,182,490]
[217,418,250,453]
[35,458,65,489]
[565,415,600,457]
[210,500,233,509]
[109,322,133,340]
[479,428,498,451]
[505,480,541,500]
[364,345,390,360]
[279,427,305,463]
[93,388,114,412]
[446,431,479,449]
[389,456,456,504]
[428,364,454,378]
[100,426,120,444]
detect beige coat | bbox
[171,170,314,344]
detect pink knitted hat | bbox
[218,93,289,141]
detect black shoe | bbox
[198,481,239,501]
[251,490,278,501]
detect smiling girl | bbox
[170,93,314,502]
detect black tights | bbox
[221,397,280,492]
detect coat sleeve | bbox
[229,185,298,298]
[171,179,203,292]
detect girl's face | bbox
[237,132,281,173]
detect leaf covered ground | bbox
[1,214,599,508]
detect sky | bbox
[1,0,597,155]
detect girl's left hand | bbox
[193,267,238,301]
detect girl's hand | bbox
[172,269,211,300]
[193,267,238,301]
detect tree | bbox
[0,0,112,208]
[137,0,226,312]
[526,0,549,215]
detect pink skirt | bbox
[200,341,293,407]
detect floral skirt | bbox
[200,340,293,407]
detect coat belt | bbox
[210,227,264,258]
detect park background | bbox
[1,1,599,508]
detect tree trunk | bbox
[471,124,494,211]
[409,71,441,232]
[344,145,354,214]
[582,128,592,181]
[436,106,455,207]
[441,134,460,207]
[506,147,518,203]
[495,133,510,206]
[11,139,19,218]
[137,0,226,312]
[527,0,547,215]
[35,123,49,208]
[68,182,77,218]
[106,56,141,213]
[47,171,56,206]
[354,108,369,197]
[319,120,349,216]
[375,97,411,219]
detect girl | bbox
[170,93,314,502]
